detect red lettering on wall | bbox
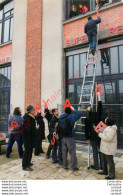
[66,40,71,47]
[116,25,123,34]
[109,27,115,35]
[71,38,76,46]
[76,37,81,44]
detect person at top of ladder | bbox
[84,10,101,56]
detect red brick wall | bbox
[25,0,42,110]
[0,44,12,59]
[64,4,123,40]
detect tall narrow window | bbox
[110,47,118,74]
[0,1,14,44]
[119,45,123,73]
[68,56,73,79]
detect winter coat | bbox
[35,113,45,140]
[98,125,117,155]
[59,110,82,137]
[49,115,59,134]
[84,17,101,35]
[22,113,36,148]
[45,108,53,129]
[8,115,23,135]
[85,101,102,141]
[47,115,59,143]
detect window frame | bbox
[64,0,122,21]
[0,3,14,45]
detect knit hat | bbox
[26,105,35,113]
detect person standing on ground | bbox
[45,108,53,159]
[98,117,117,180]
[58,106,82,171]
[84,15,101,55]
[6,107,23,158]
[85,92,102,170]
[34,112,45,156]
[49,109,62,164]
[22,105,39,171]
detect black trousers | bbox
[91,140,102,169]
[46,143,53,157]
[22,136,33,170]
[101,153,115,178]
[35,139,43,155]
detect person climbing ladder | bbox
[84,11,101,55]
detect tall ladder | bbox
[75,24,100,169]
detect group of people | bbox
[69,3,88,18]
[85,92,117,180]
[69,0,110,19]
[6,92,117,180]
[3,0,119,181]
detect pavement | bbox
[0,142,123,180]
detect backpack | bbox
[57,116,72,136]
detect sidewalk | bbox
[0,142,123,180]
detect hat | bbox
[26,105,35,113]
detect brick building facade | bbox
[0,0,123,148]
[25,0,42,110]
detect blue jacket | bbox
[8,115,23,134]
[85,17,101,35]
[59,110,82,137]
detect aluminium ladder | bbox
[75,29,100,169]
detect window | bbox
[119,80,123,104]
[101,48,110,75]
[119,45,123,73]
[64,0,121,20]
[65,0,94,20]
[68,85,74,104]
[110,47,118,74]
[68,56,73,79]
[0,1,14,44]
[0,65,11,133]
[67,45,123,81]
[74,55,79,78]
[80,53,87,78]
[0,65,11,88]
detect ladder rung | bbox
[86,69,94,72]
[76,124,85,127]
[75,132,85,135]
[80,102,90,104]
[83,88,91,90]
[86,75,93,77]
[87,62,96,65]
[84,81,93,83]
[81,117,86,119]
[81,94,91,96]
